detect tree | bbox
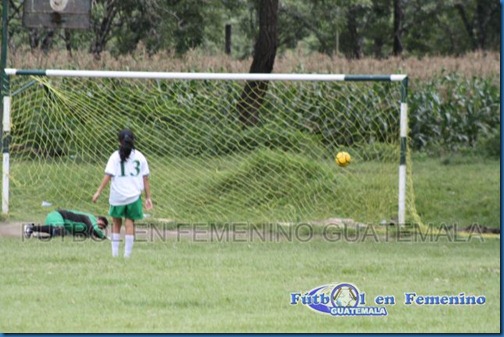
[277,1,331,55]
[454,0,500,51]
[0,0,501,60]
[277,1,344,57]
[89,0,119,60]
[365,0,392,59]
[345,4,365,59]
[237,0,278,127]
[393,0,403,56]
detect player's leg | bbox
[123,198,144,258]
[110,217,122,257]
[109,205,126,257]
[50,226,66,237]
[124,218,135,258]
[24,223,63,238]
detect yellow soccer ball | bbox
[335,151,351,167]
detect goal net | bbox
[4,70,418,226]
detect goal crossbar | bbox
[5,68,407,82]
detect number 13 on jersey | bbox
[120,160,141,177]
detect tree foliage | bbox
[0,0,499,58]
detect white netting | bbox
[7,74,415,225]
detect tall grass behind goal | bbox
[4,70,416,225]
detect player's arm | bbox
[143,175,153,210]
[92,175,111,203]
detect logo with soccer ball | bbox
[290,282,388,317]
[331,283,359,307]
[335,151,351,167]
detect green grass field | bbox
[6,155,500,229]
[0,155,499,333]
[412,156,499,228]
[0,236,499,333]
[8,152,400,225]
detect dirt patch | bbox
[0,222,25,238]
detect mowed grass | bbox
[1,152,499,332]
[7,151,400,225]
[5,153,500,228]
[412,156,500,228]
[0,236,499,333]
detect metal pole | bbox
[1,0,7,102]
[398,77,408,226]
[1,0,8,214]
[225,24,232,55]
[500,0,503,242]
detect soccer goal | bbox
[2,69,417,226]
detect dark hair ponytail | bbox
[118,129,135,162]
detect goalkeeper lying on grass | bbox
[23,209,109,240]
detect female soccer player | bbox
[92,129,153,257]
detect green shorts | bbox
[109,197,144,220]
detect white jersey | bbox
[104,149,150,206]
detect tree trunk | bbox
[237,0,278,128]
[225,24,232,55]
[28,29,40,51]
[454,3,478,51]
[393,0,403,56]
[346,5,362,59]
[40,30,54,53]
[89,0,118,60]
[64,29,72,58]
[373,37,384,59]
[475,0,487,50]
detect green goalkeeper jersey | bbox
[44,210,106,239]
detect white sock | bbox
[124,235,135,258]
[111,233,121,257]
